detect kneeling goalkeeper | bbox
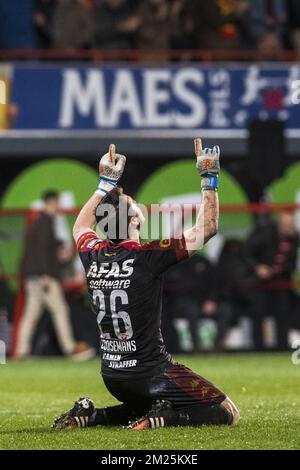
[52,139,239,430]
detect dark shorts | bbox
[103,363,226,414]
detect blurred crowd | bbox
[163,211,300,352]
[1,190,299,358]
[1,0,300,58]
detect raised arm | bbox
[184,138,220,256]
[73,144,126,245]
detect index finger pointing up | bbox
[194,138,203,158]
[109,144,116,164]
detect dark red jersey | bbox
[77,232,188,379]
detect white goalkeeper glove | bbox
[96,144,126,196]
[194,138,220,191]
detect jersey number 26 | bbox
[93,289,133,340]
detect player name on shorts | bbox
[101,339,137,352]
[102,342,138,369]
[102,353,122,361]
[108,360,137,369]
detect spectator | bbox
[59,248,99,351]
[0,276,14,355]
[170,0,195,50]
[188,0,250,51]
[94,0,172,52]
[135,0,172,51]
[249,0,287,53]
[245,212,299,350]
[287,0,300,58]
[0,0,36,49]
[163,253,215,352]
[16,190,95,360]
[94,0,138,49]
[34,0,57,49]
[213,239,253,349]
[52,0,94,49]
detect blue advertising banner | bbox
[11,64,300,132]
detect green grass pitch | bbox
[0,353,299,450]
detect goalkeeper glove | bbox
[96,144,126,196]
[194,138,220,191]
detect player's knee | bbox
[221,397,240,426]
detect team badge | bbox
[159,239,171,249]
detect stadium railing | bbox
[0,49,297,62]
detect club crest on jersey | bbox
[159,239,171,249]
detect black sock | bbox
[88,404,137,427]
[163,403,231,427]
[88,402,231,428]
[187,403,232,426]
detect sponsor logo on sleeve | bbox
[87,239,102,249]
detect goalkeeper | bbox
[52,139,240,430]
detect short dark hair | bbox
[42,190,59,202]
[95,186,131,244]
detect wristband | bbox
[96,177,116,197]
[99,175,117,186]
[201,175,219,191]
